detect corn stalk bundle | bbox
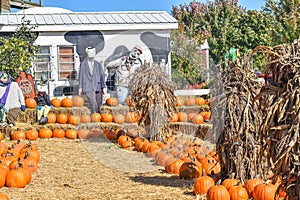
[129,62,178,141]
[253,40,300,199]
[212,61,264,182]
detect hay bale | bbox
[16,109,37,124]
[169,122,212,139]
[177,105,210,113]
[0,122,36,139]
[49,107,90,116]
[100,105,129,115]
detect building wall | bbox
[32,29,172,99]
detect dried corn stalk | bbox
[212,60,265,182]
[253,40,300,200]
[129,62,178,141]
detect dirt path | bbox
[1,138,196,200]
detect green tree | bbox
[171,1,208,87]
[263,0,300,45]
[170,29,205,87]
[171,0,273,68]
[0,17,39,79]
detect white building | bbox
[0,7,178,98]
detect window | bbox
[33,46,51,80]
[58,46,76,80]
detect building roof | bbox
[0,7,178,32]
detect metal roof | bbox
[0,10,178,32]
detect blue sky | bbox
[41,0,265,13]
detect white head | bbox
[37,84,47,93]
[85,47,96,59]
[37,72,48,92]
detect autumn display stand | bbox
[0,107,90,139]
[0,102,211,140]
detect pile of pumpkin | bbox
[105,96,211,125]
[175,96,209,107]
[193,175,287,200]
[170,96,211,124]
[114,129,287,200]
[0,140,40,199]
[25,95,211,126]
[25,96,141,125]
[11,128,79,140]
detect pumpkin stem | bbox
[202,168,206,176]
[24,151,30,158]
[265,180,271,185]
[216,179,222,186]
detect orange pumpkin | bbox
[0,142,7,157]
[9,159,28,171]
[184,97,195,106]
[77,129,90,139]
[244,178,264,198]
[101,113,113,123]
[72,95,85,107]
[228,185,249,200]
[38,128,52,138]
[52,129,65,138]
[22,155,38,173]
[125,95,134,107]
[200,155,221,176]
[170,113,178,122]
[61,97,73,107]
[25,98,37,109]
[0,192,9,200]
[106,97,119,106]
[179,162,202,179]
[195,97,206,106]
[134,138,149,152]
[19,149,40,163]
[207,185,230,200]
[113,113,125,124]
[47,113,57,123]
[25,129,39,140]
[65,129,77,139]
[147,143,162,158]
[221,179,241,190]
[68,115,81,125]
[200,111,211,121]
[194,176,215,195]
[125,112,138,123]
[56,113,68,124]
[11,131,26,140]
[165,159,184,175]
[191,114,204,124]
[51,98,61,108]
[117,135,133,148]
[103,129,117,140]
[187,112,197,122]
[253,181,277,200]
[80,114,91,123]
[91,113,101,122]
[177,112,188,122]
[5,165,28,188]
[175,97,183,107]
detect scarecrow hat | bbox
[133,45,143,54]
[38,72,49,86]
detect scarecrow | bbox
[0,71,26,127]
[35,72,52,124]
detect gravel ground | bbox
[1,137,197,200]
